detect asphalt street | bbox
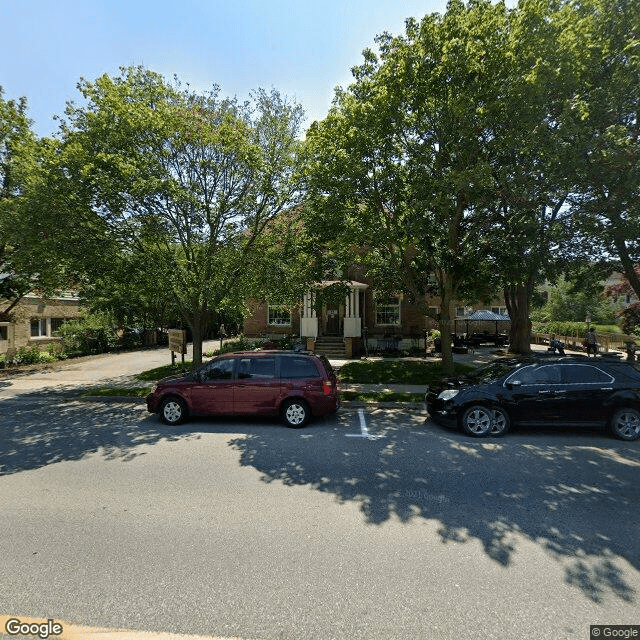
[1,382,639,640]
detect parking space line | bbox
[345,409,384,440]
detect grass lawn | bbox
[338,359,475,385]
[340,390,424,403]
[134,362,193,382]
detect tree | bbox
[570,0,640,299]
[0,89,48,315]
[48,67,304,365]
[305,0,520,374]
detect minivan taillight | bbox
[323,381,334,395]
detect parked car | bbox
[425,357,640,440]
[146,350,339,428]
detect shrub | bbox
[58,313,119,355]
[207,334,265,356]
[15,345,56,364]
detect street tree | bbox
[570,0,640,299]
[305,0,517,374]
[49,67,304,365]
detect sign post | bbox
[168,329,187,366]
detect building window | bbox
[376,296,401,326]
[31,318,48,337]
[0,325,7,341]
[491,307,508,316]
[30,317,67,338]
[51,318,66,334]
[268,306,292,326]
[456,307,467,318]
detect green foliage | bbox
[134,362,193,382]
[44,67,306,365]
[14,345,56,364]
[531,276,618,324]
[338,360,474,385]
[207,334,265,355]
[617,303,640,336]
[57,313,118,355]
[532,321,590,336]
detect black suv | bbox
[426,357,640,440]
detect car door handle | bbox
[600,387,613,391]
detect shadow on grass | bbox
[1,389,638,605]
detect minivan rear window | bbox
[280,357,321,379]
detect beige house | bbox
[0,292,83,356]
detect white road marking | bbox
[345,409,384,439]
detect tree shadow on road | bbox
[2,393,638,606]
[226,409,640,606]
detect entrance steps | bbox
[314,336,346,358]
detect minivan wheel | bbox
[281,398,309,428]
[610,408,640,441]
[461,404,495,437]
[160,397,187,425]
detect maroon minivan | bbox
[146,350,339,428]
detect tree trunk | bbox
[188,311,205,367]
[505,282,532,354]
[439,275,455,376]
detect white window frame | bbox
[267,305,292,327]
[30,317,67,339]
[491,306,508,316]
[375,295,401,326]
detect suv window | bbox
[507,364,562,385]
[560,364,613,384]
[202,358,235,381]
[238,357,276,379]
[280,356,321,379]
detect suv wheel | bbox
[281,398,309,428]
[610,408,640,441]
[488,407,510,437]
[461,404,495,437]
[160,397,187,425]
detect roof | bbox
[465,310,510,321]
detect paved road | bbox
[1,388,639,640]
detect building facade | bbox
[0,293,83,356]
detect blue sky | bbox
[2,0,446,137]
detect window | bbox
[280,357,320,379]
[268,305,291,326]
[376,296,401,326]
[456,307,467,317]
[491,307,508,316]
[51,318,66,334]
[0,325,7,341]
[202,358,235,381]
[507,365,562,385]
[238,357,276,379]
[30,319,47,338]
[560,365,613,384]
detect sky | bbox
[2,0,446,138]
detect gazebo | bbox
[455,310,511,347]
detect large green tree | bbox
[0,89,65,315]
[305,0,520,374]
[570,0,640,299]
[48,67,304,365]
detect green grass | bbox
[338,360,475,385]
[81,386,152,397]
[134,362,193,382]
[340,391,424,403]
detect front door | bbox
[326,305,339,335]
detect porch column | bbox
[300,291,318,338]
[343,287,361,337]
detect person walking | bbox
[585,328,598,356]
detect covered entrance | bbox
[300,281,369,339]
